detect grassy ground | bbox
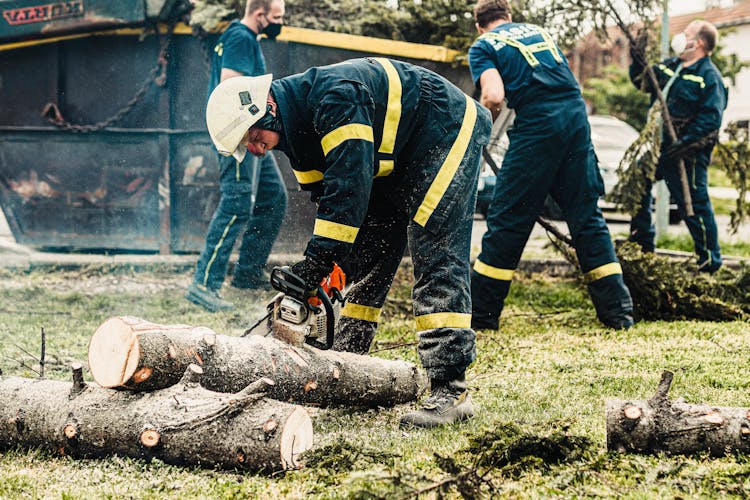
[657,232,750,258]
[2,266,750,498]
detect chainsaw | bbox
[242,264,346,350]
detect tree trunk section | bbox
[606,371,750,456]
[88,316,427,407]
[0,365,313,471]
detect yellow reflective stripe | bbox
[584,262,623,283]
[202,215,238,286]
[292,169,324,184]
[415,312,471,331]
[375,160,394,177]
[682,74,706,88]
[373,58,402,155]
[321,124,374,156]
[496,34,539,66]
[235,159,240,182]
[538,29,563,62]
[414,95,476,226]
[473,259,515,281]
[658,64,675,77]
[313,218,359,243]
[341,302,381,323]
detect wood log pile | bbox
[1,316,427,471]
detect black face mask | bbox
[262,22,282,39]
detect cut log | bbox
[0,364,313,471]
[88,316,426,407]
[606,370,750,456]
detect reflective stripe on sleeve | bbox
[292,169,324,184]
[415,312,472,331]
[413,95,476,227]
[584,262,623,283]
[313,218,359,243]
[473,259,515,281]
[341,302,382,323]
[321,123,374,156]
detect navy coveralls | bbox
[629,56,727,272]
[193,20,287,290]
[271,58,491,380]
[468,23,633,328]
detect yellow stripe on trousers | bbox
[584,262,622,283]
[341,302,382,323]
[415,312,472,331]
[473,259,515,281]
[201,215,238,287]
[413,95,476,227]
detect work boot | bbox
[399,377,474,429]
[185,282,235,312]
[601,313,634,330]
[471,313,498,331]
[231,268,271,290]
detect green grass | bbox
[657,232,750,258]
[2,267,750,497]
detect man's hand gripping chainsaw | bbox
[243,264,346,350]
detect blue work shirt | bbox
[468,22,580,109]
[207,20,267,98]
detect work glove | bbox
[662,139,690,161]
[290,258,331,297]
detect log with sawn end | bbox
[0,363,313,471]
[88,316,427,407]
[606,370,750,456]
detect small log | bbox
[88,316,426,407]
[0,364,313,471]
[88,316,216,389]
[606,370,750,456]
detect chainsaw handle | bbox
[305,285,335,350]
[270,266,311,301]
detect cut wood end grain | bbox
[279,407,313,470]
[88,317,141,388]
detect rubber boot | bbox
[185,282,235,312]
[399,375,474,429]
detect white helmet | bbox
[206,74,273,162]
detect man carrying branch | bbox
[628,20,728,273]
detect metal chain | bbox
[42,23,175,133]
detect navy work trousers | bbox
[193,152,287,290]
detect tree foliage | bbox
[188,0,665,52]
[582,65,650,129]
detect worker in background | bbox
[468,0,634,330]
[205,58,491,427]
[628,20,727,273]
[186,0,287,312]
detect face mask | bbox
[671,32,696,56]
[262,22,282,39]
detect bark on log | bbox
[606,370,750,456]
[88,316,426,407]
[0,364,313,471]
